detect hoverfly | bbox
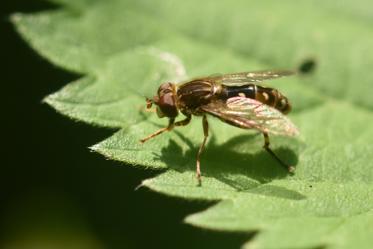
[140,70,299,185]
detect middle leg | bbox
[196,115,209,186]
[174,115,191,127]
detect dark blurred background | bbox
[1,1,248,248]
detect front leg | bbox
[174,114,191,127]
[196,115,209,186]
[140,118,175,143]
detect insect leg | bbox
[262,132,295,173]
[196,115,209,186]
[140,118,175,143]
[174,115,191,127]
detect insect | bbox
[140,70,299,185]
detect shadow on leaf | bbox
[152,131,305,200]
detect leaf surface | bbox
[13,0,373,248]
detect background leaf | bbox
[13,0,373,248]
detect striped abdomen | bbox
[222,84,291,114]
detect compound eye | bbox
[157,93,178,118]
[159,93,174,107]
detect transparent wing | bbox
[201,96,299,136]
[209,70,295,86]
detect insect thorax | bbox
[176,80,218,114]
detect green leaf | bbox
[13,0,373,248]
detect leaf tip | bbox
[43,94,66,113]
[88,144,98,151]
[42,94,54,105]
[134,180,148,191]
[140,178,153,188]
[184,213,198,225]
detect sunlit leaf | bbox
[13,0,373,248]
